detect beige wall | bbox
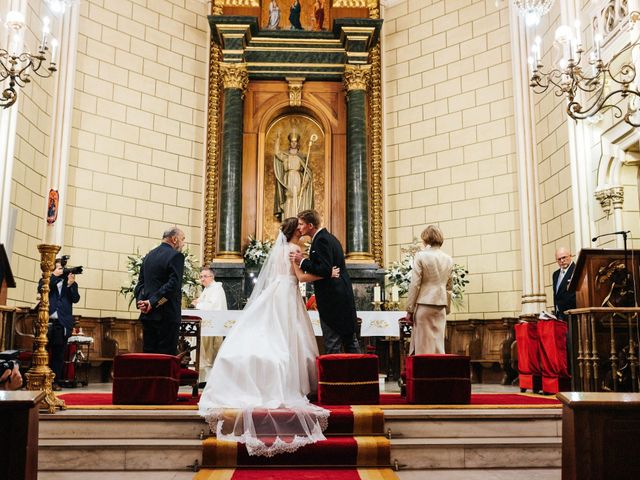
[5,0,210,316]
[383,0,522,319]
[65,0,209,317]
[7,1,59,306]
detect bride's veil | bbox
[245,231,289,308]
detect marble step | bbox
[391,436,562,470]
[384,408,562,439]
[38,438,203,472]
[396,468,561,480]
[39,409,208,440]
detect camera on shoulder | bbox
[0,350,20,385]
[60,254,83,276]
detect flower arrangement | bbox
[450,263,470,309]
[243,235,274,268]
[119,247,201,308]
[385,238,470,309]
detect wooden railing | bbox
[567,307,640,392]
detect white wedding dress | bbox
[198,232,329,456]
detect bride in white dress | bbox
[198,218,338,457]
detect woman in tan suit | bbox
[405,225,453,354]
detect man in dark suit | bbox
[291,210,361,354]
[135,227,185,355]
[38,258,80,389]
[553,246,576,320]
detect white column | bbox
[564,1,595,252]
[508,4,546,315]
[42,3,80,246]
[0,0,25,250]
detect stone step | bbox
[38,438,203,472]
[396,468,561,480]
[391,436,562,470]
[384,408,562,439]
[39,409,207,440]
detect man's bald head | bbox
[555,247,572,269]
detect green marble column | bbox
[217,63,248,258]
[344,65,372,260]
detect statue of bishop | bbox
[274,130,314,220]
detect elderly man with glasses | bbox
[194,266,227,383]
[553,247,576,320]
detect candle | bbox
[391,285,399,302]
[50,38,58,64]
[41,17,50,51]
[373,284,381,303]
[574,19,581,47]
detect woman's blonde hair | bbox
[420,225,444,247]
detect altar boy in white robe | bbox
[195,266,227,383]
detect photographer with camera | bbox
[0,361,22,391]
[37,256,81,390]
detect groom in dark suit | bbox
[291,210,361,354]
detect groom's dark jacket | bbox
[301,228,357,336]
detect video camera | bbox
[0,351,19,385]
[60,255,83,276]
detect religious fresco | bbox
[262,114,326,240]
[262,0,329,31]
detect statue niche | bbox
[263,114,326,237]
[262,0,329,31]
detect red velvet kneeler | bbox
[537,320,571,394]
[405,354,471,404]
[113,353,180,405]
[515,322,542,393]
[317,354,379,405]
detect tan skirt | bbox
[409,304,446,355]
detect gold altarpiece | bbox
[204,0,383,266]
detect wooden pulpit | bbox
[0,244,16,306]
[568,248,640,309]
[567,249,640,392]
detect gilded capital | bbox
[215,0,259,7]
[286,77,304,107]
[343,64,371,91]
[220,62,249,93]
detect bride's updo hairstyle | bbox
[281,217,299,242]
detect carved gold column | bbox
[217,62,249,259]
[204,2,223,263]
[344,64,373,261]
[25,244,65,413]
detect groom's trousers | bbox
[321,319,361,354]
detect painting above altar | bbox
[262,0,330,31]
[261,113,327,240]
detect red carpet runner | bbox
[57,392,561,408]
[194,468,399,480]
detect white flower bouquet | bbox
[243,236,274,268]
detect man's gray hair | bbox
[162,227,182,239]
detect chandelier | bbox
[0,12,58,109]
[529,12,640,127]
[513,0,556,26]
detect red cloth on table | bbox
[537,319,570,393]
[62,342,77,382]
[113,353,180,405]
[405,354,471,404]
[317,354,379,405]
[515,322,542,392]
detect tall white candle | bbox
[373,284,381,302]
[391,285,400,302]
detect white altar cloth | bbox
[182,309,407,338]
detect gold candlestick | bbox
[371,300,383,311]
[25,243,66,413]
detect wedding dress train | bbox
[198,233,329,456]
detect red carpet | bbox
[58,391,561,408]
[378,392,561,406]
[194,468,399,480]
